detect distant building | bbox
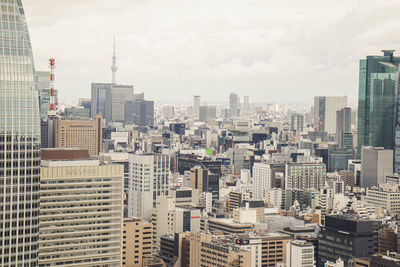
[291,113,304,132]
[285,163,326,190]
[364,183,400,213]
[190,166,219,202]
[193,95,200,120]
[111,85,135,122]
[314,96,347,134]
[124,99,154,127]
[252,163,272,199]
[229,93,239,118]
[91,82,113,121]
[336,107,352,148]
[54,115,103,156]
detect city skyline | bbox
[23,0,400,103]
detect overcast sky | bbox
[23,0,400,104]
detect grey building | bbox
[111,84,134,122]
[336,107,352,148]
[199,105,217,122]
[291,113,304,132]
[361,146,393,188]
[0,0,41,265]
[91,82,112,121]
[318,215,376,267]
[314,96,347,134]
[329,148,353,172]
[229,92,239,118]
[124,100,154,127]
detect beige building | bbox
[189,232,252,267]
[55,114,102,156]
[39,159,124,266]
[122,218,153,266]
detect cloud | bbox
[22,0,400,104]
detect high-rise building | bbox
[0,1,41,265]
[124,100,154,127]
[357,50,400,157]
[336,107,352,148]
[361,146,393,188]
[111,85,134,122]
[54,115,103,156]
[122,218,153,266]
[39,158,124,266]
[199,105,217,122]
[127,154,170,221]
[91,82,113,121]
[252,163,272,199]
[291,113,304,132]
[314,96,347,134]
[229,93,239,118]
[193,95,200,120]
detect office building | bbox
[314,96,347,134]
[122,218,153,266]
[318,215,376,266]
[328,148,353,172]
[361,146,393,188]
[285,163,326,190]
[229,92,239,118]
[54,115,103,156]
[348,159,362,187]
[39,158,124,266]
[189,232,252,267]
[336,107,352,148]
[127,154,170,221]
[364,183,400,213]
[189,166,219,202]
[291,113,305,132]
[177,157,222,177]
[339,170,356,188]
[91,82,113,121]
[193,95,200,120]
[228,191,250,212]
[124,100,154,127]
[0,1,41,265]
[286,240,315,267]
[252,163,272,199]
[377,228,397,254]
[358,50,400,157]
[205,218,253,235]
[199,105,217,122]
[111,85,135,122]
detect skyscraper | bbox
[336,107,352,148]
[91,82,112,121]
[0,0,41,265]
[357,50,400,157]
[111,36,117,84]
[193,95,200,120]
[229,92,239,118]
[314,96,347,134]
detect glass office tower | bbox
[357,50,400,158]
[0,0,40,266]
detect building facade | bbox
[0,0,41,265]
[285,163,326,190]
[128,154,170,221]
[39,159,124,266]
[314,96,347,134]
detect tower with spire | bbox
[111,36,118,84]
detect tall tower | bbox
[0,0,41,265]
[111,36,118,84]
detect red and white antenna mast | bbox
[48,58,57,118]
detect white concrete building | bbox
[252,163,272,199]
[128,153,170,220]
[286,240,315,267]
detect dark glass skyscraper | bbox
[0,0,40,266]
[357,50,400,157]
